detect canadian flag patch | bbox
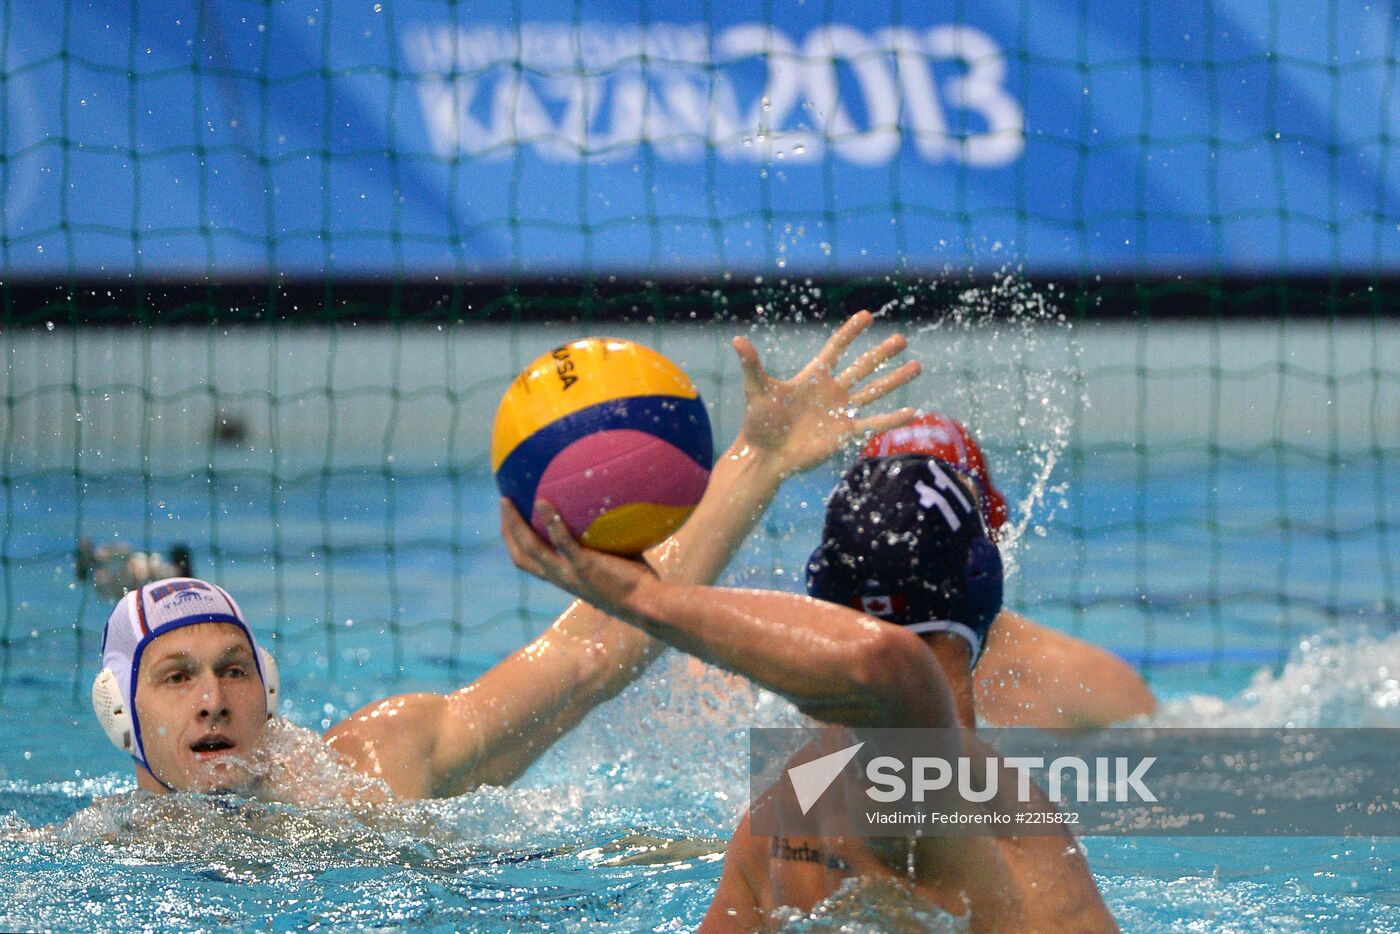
[856,593,906,617]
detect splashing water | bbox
[726,274,1079,590]
[1154,626,1400,728]
[228,716,392,807]
[771,876,969,933]
[4,627,1398,931]
[897,275,1079,576]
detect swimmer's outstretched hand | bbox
[732,309,921,479]
[501,498,659,623]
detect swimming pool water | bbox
[0,449,1397,931]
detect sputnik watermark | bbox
[868,753,1156,804]
[787,742,867,814]
[750,728,1400,837]
[788,741,1156,815]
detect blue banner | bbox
[1,1,1394,276]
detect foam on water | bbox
[771,876,969,932]
[3,628,1397,930]
[514,654,804,835]
[1100,873,1388,933]
[0,676,740,930]
[29,620,1377,932]
[1154,626,1400,728]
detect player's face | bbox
[134,623,268,793]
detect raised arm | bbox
[501,501,954,730]
[325,313,923,797]
[648,312,920,578]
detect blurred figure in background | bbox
[78,537,194,601]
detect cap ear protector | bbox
[91,646,280,755]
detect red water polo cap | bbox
[859,412,1009,537]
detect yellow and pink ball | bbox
[491,338,713,556]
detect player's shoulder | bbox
[723,810,774,872]
[323,691,446,749]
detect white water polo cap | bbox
[92,578,280,772]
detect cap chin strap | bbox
[904,620,983,668]
[91,648,281,778]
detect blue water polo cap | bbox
[806,454,1004,667]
